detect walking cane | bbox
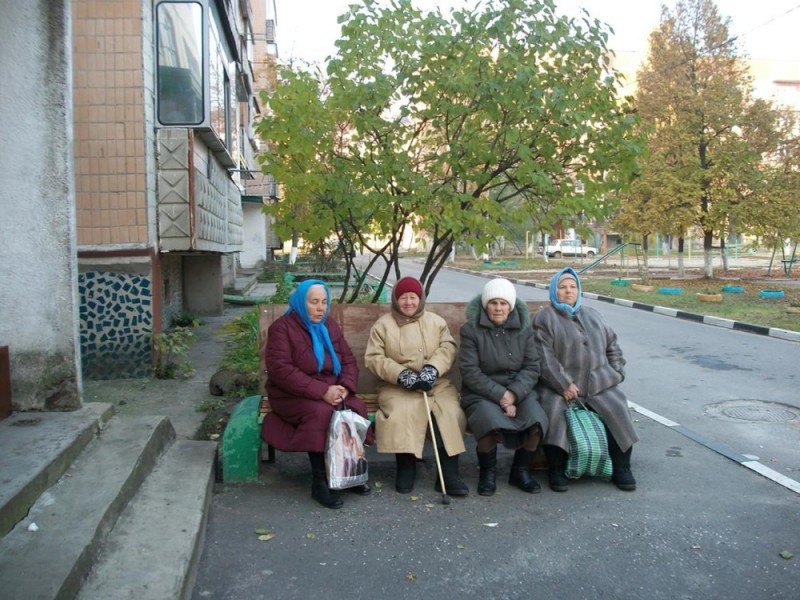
[423,390,450,505]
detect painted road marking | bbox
[629,401,800,495]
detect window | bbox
[155,0,239,162]
[156,1,206,126]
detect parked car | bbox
[545,239,598,258]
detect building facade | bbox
[72,0,266,379]
[0,1,81,411]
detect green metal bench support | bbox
[220,395,262,483]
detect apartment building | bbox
[73,0,267,379]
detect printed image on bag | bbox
[326,407,370,490]
[564,404,613,480]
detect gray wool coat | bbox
[459,297,548,445]
[532,304,639,453]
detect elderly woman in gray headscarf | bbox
[532,267,638,492]
[459,278,549,496]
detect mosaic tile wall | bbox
[79,271,153,379]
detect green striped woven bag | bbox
[564,402,613,480]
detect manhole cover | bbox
[11,418,42,427]
[721,406,798,422]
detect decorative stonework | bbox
[79,271,153,379]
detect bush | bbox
[151,326,195,379]
[220,308,261,396]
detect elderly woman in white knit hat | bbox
[532,267,638,492]
[459,278,549,495]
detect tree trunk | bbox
[677,236,685,278]
[703,229,714,278]
[721,237,728,271]
[289,230,299,265]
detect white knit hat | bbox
[481,278,516,309]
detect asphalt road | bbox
[192,260,799,600]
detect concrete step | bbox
[0,402,115,537]
[0,414,175,600]
[77,439,217,600]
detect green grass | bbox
[580,279,800,332]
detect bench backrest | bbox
[258,302,548,395]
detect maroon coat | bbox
[261,312,371,452]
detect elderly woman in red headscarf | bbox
[262,279,373,510]
[365,277,468,496]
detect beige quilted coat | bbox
[365,310,466,458]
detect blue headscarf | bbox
[285,279,342,375]
[548,267,582,316]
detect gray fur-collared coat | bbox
[532,304,639,452]
[459,297,548,445]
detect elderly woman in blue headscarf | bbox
[532,267,639,493]
[261,280,373,509]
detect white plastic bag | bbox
[325,407,370,490]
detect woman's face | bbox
[305,285,328,323]
[397,292,420,317]
[556,277,579,307]
[486,298,511,325]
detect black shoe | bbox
[308,451,343,509]
[607,434,636,491]
[348,483,372,496]
[395,453,416,493]
[435,453,469,497]
[612,468,636,491]
[543,445,569,492]
[476,448,498,496]
[509,468,541,493]
[311,480,343,509]
[508,449,541,494]
[548,469,569,492]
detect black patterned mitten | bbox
[411,364,439,391]
[397,369,420,390]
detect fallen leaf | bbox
[209,434,220,441]
[254,528,271,535]
[410,495,419,501]
[405,572,416,581]
[374,481,383,489]
[258,533,276,542]
[306,533,316,540]
[483,523,498,528]
[779,550,794,560]
[457,544,465,549]
[425,503,435,508]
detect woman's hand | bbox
[562,383,580,403]
[323,385,347,406]
[500,390,517,418]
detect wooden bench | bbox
[219,301,547,482]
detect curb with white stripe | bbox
[447,266,800,343]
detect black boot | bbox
[308,452,343,509]
[434,452,469,497]
[508,449,541,494]
[395,453,416,493]
[607,434,636,491]
[476,448,497,496]
[543,445,569,492]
